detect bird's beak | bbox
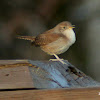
[69,25,75,29]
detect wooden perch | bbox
[0,60,100,100]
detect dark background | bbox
[0,0,100,81]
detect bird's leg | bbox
[49,54,67,65]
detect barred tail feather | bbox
[16,36,35,42]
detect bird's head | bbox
[55,21,75,33]
[54,21,76,43]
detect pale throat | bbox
[63,29,76,44]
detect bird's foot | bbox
[49,58,67,65]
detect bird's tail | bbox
[16,36,36,43]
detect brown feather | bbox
[35,32,66,46]
[16,36,35,42]
[16,21,76,56]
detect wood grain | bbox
[0,60,100,100]
[0,60,100,89]
[0,65,34,89]
[0,87,100,100]
[0,59,29,65]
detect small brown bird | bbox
[17,21,76,64]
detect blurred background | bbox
[0,0,100,81]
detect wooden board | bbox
[0,87,100,100]
[0,60,100,100]
[0,60,34,89]
[0,60,100,89]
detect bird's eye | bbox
[60,26,66,32]
[63,27,66,29]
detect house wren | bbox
[17,21,76,64]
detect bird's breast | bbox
[63,29,76,44]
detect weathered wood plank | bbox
[28,60,100,88]
[0,59,29,65]
[0,87,100,100]
[0,60,100,89]
[0,66,34,89]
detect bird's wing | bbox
[35,33,65,46]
